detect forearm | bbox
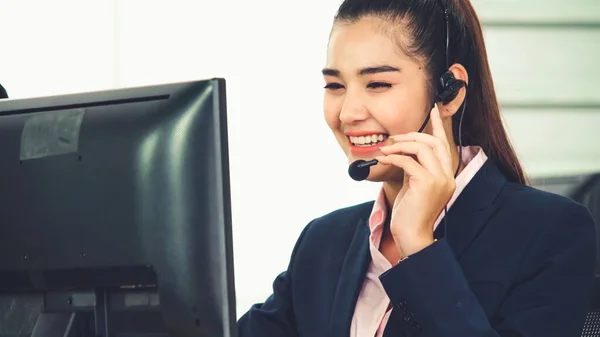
[379,239,498,337]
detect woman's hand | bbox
[376,105,456,258]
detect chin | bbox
[366,165,403,183]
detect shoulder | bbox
[496,182,596,251]
[311,200,374,227]
[289,201,373,260]
[500,181,593,225]
[495,183,597,295]
[303,200,373,241]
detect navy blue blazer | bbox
[237,161,597,337]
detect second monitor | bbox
[0,78,236,337]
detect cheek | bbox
[323,96,342,131]
[369,91,428,134]
[368,96,412,132]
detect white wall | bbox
[1,0,599,318]
[0,1,117,97]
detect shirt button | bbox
[411,324,422,334]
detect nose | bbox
[339,92,369,125]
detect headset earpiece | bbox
[436,70,466,104]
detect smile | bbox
[349,134,388,146]
[346,133,389,155]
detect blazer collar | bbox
[328,216,371,337]
[436,159,507,259]
[328,160,507,336]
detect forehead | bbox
[326,17,416,72]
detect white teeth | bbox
[349,134,388,146]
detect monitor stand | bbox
[22,288,168,337]
[31,312,86,337]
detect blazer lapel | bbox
[437,160,507,259]
[328,217,371,337]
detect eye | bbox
[367,82,392,89]
[324,83,345,90]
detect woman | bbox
[237,0,596,336]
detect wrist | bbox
[394,234,435,257]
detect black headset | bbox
[417,0,467,173]
[439,0,467,175]
[430,0,468,239]
[436,0,466,104]
[438,70,465,104]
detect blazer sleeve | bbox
[378,201,597,337]
[236,221,313,337]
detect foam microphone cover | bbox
[348,160,370,181]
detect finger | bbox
[389,133,453,177]
[379,142,444,178]
[430,104,448,142]
[390,132,450,153]
[375,154,429,180]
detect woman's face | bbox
[323,16,431,183]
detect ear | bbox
[439,63,468,118]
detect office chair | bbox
[569,174,600,336]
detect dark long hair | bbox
[335,0,528,185]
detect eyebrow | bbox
[321,65,400,77]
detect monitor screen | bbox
[0,79,236,337]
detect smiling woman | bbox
[236,0,596,336]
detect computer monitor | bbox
[0,78,236,337]
[0,83,8,99]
